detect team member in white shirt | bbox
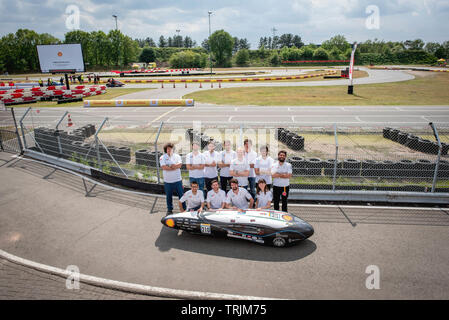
[255,145,274,190]
[244,139,258,200]
[203,140,220,192]
[229,147,250,189]
[206,180,227,210]
[218,140,236,192]
[255,178,272,210]
[225,178,254,211]
[271,150,293,212]
[185,141,206,195]
[178,181,205,212]
[160,143,184,215]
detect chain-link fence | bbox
[15,107,449,193]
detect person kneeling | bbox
[225,178,254,211]
[178,181,205,213]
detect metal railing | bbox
[13,107,449,199]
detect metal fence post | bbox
[332,124,339,191]
[10,108,24,153]
[18,107,31,149]
[429,122,442,193]
[55,111,69,156]
[154,121,164,184]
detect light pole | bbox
[112,15,120,70]
[176,29,181,47]
[112,15,118,30]
[208,11,213,75]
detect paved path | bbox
[1,152,448,299]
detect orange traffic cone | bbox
[173,82,176,88]
[185,82,187,88]
[161,82,164,89]
[199,82,202,88]
[67,114,73,127]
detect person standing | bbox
[229,147,250,190]
[206,180,227,210]
[160,143,184,215]
[185,141,206,195]
[218,140,236,192]
[60,77,64,85]
[38,79,43,87]
[271,150,292,212]
[244,139,258,200]
[255,145,274,190]
[203,140,220,192]
[225,179,254,211]
[255,179,272,210]
[178,181,204,212]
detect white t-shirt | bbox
[206,189,227,209]
[244,150,258,178]
[230,157,250,187]
[255,156,274,184]
[203,150,220,178]
[186,151,205,178]
[219,150,236,177]
[179,190,205,210]
[256,190,273,208]
[271,161,292,187]
[226,187,253,210]
[159,153,182,183]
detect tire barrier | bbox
[110,68,199,74]
[185,128,223,151]
[0,85,106,105]
[92,70,338,84]
[135,149,162,168]
[32,124,133,165]
[275,128,305,151]
[83,99,194,108]
[369,66,449,73]
[383,127,449,155]
[285,154,449,179]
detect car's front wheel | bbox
[272,237,286,247]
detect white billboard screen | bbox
[37,44,85,73]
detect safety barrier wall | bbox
[0,85,106,105]
[83,99,194,108]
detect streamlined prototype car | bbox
[161,209,314,247]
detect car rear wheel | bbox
[272,237,286,247]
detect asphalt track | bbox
[1,66,449,299]
[7,67,449,128]
[1,152,448,299]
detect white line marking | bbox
[289,203,446,211]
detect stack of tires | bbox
[383,127,449,155]
[275,128,305,151]
[135,149,161,168]
[186,128,221,151]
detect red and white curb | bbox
[0,249,275,300]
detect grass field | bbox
[11,88,152,108]
[184,71,449,106]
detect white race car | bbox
[161,209,314,247]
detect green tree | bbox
[158,36,167,48]
[321,35,350,53]
[235,49,249,66]
[139,47,156,63]
[313,47,329,60]
[209,30,234,67]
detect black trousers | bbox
[205,177,218,192]
[220,176,232,192]
[273,185,290,212]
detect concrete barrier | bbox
[84,99,194,108]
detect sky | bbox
[1,0,448,47]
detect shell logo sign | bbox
[84,99,194,108]
[57,52,63,57]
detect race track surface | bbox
[1,152,448,299]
